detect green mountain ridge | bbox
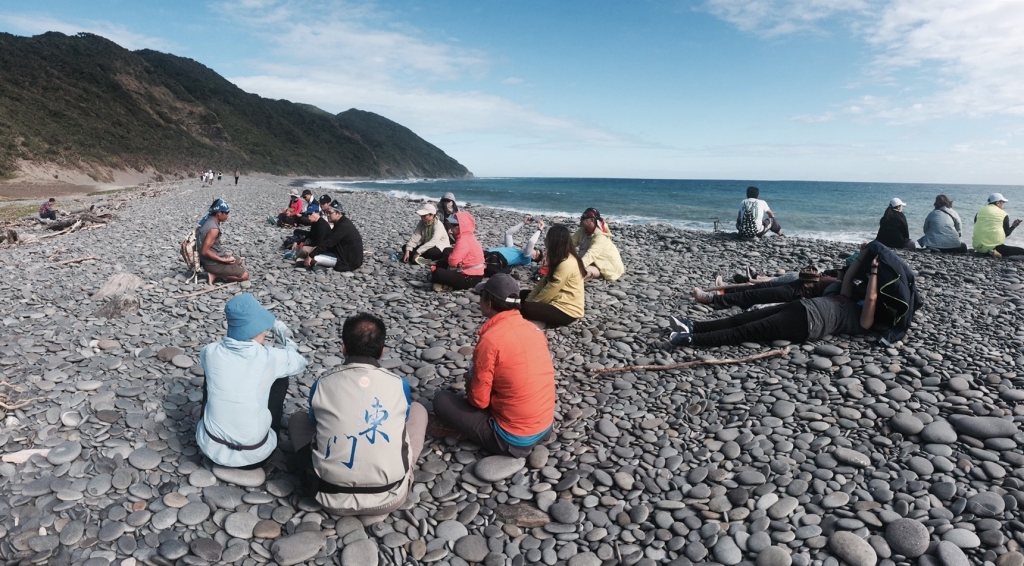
[0,31,472,180]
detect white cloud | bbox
[0,12,176,51]
[501,77,525,85]
[215,0,634,150]
[701,0,871,36]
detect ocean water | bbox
[297,177,1023,245]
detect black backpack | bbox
[483,250,511,277]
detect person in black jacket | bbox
[303,203,364,272]
[876,198,917,249]
[291,208,332,261]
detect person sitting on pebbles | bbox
[973,193,1024,258]
[736,186,784,238]
[572,208,624,282]
[668,248,885,348]
[519,225,585,328]
[287,206,331,261]
[197,199,249,284]
[484,216,545,276]
[431,211,485,291]
[429,274,556,456]
[196,293,308,469]
[274,192,305,226]
[876,198,917,250]
[293,189,321,226]
[288,313,427,516]
[39,198,58,220]
[438,192,459,240]
[303,203,364,272]
[402,202,451,265]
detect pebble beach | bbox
[2,177,1024,566]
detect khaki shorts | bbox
[204,259,246,278]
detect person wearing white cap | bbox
[973,193,1023,257]
[275,192,305,226]
[876,198,916,250]
[402,202,451,265]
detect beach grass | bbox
[0,203,38,223]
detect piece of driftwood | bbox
[39,221,81,239]
[45,213,113,231]
[171,282,238,299]
[0,380,43,410]
[0,228,18,244]
[56,255,99,265]
[590,346,791,377]
[93,272,143,300]
[94,293,140,319]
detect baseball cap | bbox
[474,274,521,305]
[416,203,438,216]
[447,214,459,225]
[889,198,906,208]
[318,194,332,206]
[989,193,1008,204]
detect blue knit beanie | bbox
[225,293,275,341]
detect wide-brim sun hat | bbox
[225,293,275,341]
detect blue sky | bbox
[3,0,1024,184]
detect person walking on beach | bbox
[288,313,427,516]
[39,198,58,220]
[484,217,545,276]
[304,203,364,271]
[234,169,240,185]
[519,225,585,327]
[196,293,307,469]
[197,199,250,284]
[402,202,451,265]
[918,194,967,253]
[876,198,917,250]
[429,274,555,456]
[431,211,485,291]
[736,186,784,238]
[973,193,1024,257]
[572,208,625,281]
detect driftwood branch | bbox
[171,282,238,299]
[591,346,791,377]
[55,255,99,265]
[0,380,43,410]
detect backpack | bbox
[483,250,511,277]
[180,229,201,283]
[738,200,761,239]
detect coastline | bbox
[0,176,1021,566]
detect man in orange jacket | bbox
[429,274,555,456]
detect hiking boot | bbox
[669,316,693,334]
[693,287,718,304]
[990,249,1002,258]
[433,283,453,292]
[669,332,693,347]
[426,415,465,440]
[414,256,433,266]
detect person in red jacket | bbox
[431,211,485,291]
[429,274,555,456]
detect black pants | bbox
[277,213,298,226]
[995,244,1024,257]
[692,301,809,347]
[293,215,312,226]
[518,290,578,327]
[432,391,533,457]
[234,177,239,185]
[925,243,967,253]
[714,281,802,310]
[201,377,289,469]
[403,246,445,262]
[431,268,482,290]
[40,211,56,220]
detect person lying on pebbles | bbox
[430,274,556,456]
[573,207,625,282]
[302,203,364,272]
[483,216,545,276]
[196,198,249,284]
[288,313,427,516]
[401,202,450,265]
[430,211,485,291]
[693,264,838,310]
[196,294,308,469]
[669,253,884,348]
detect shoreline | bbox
[0,176,1021,566]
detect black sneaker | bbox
[669,316,693,334]
[669,332,693,347]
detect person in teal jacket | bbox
[196,294,307,468]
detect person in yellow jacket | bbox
[571,208,625,281]
[519,225,586,327]
[973,193,1023,257]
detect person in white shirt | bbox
[736,186,783,238]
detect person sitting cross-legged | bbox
[429,274,556,456]
[288,313,427,516]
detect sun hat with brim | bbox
[889,198,907,208]
[225,293,275,341]
[989,193,1008,204]
[416,203,437,216]
[474,274,521,304]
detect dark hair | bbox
[48,198,56,202]
[934,194,952,209]
[481,290,520,313]
[544,225,586,280]
[746,186,760,199]
[882,205,902,221]
[342,313,386,359]
[302,189,313,197]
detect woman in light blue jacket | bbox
[196,293,308,468]
[918,194,967,253]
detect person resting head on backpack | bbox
[197,199,250,285]
[737,186,783,239]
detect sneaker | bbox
[669,316,693,334]
[714,275,724,288]
[693,287,717,304]
[669,332,693,347]
[990,249,1002,258]
[426,415,465,440]
[267,216,277,225]
[433,283,453,292]
[414,256,433,266]
[283,251,296,260]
